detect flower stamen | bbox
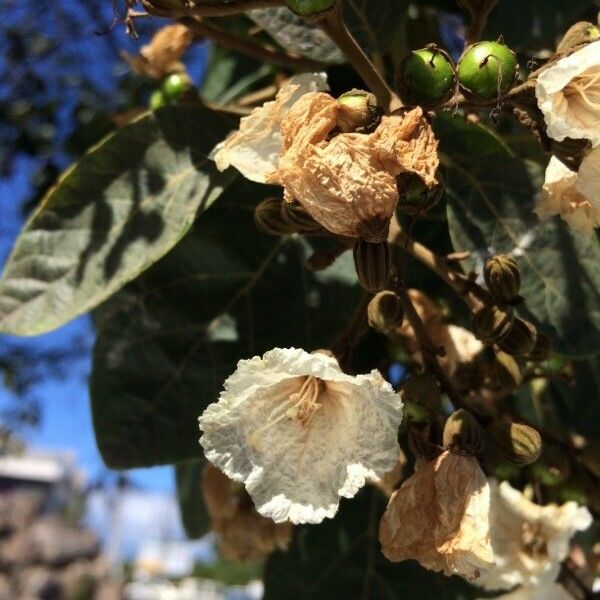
[565,72,600,111]
[520,522,548,560]
[287,376,324,427]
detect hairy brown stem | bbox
[179,16,326,71]
[395,285,468,410]
[316,8,401,112]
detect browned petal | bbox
[379,452,494,580]
[269,94,439,242]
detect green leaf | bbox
[90,178,360,468]
[0,106,236,336]
[436,113,600,357]
[264,488,488,600]
[248,1,406,64]
[176,459,210,539]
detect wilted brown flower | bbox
[379,450,494,580]
[268,94,439,242]
[202,463,293,561]
[123,24,192,79]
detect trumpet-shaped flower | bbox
[475,480,592,591]
[199,348,403,525]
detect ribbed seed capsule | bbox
[524,331,552,362]
[472,303,514,345]
[487,421,542,465]
[280,201,322,233]
[353,239,390,293]
[497,318,537,356]
[484,255,521,302]
[490,351,522,391]
[443,409,484,455]
[254,198,297,236]
[367,291,404,334]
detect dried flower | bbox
[535,155,600,235]
[379,450,494,580]
[269,97,439,242]
[202,463,293,561]
[211,73,329,183]
[536,41,600,148]
[199,348,403,525]
[122,24,192,79]
[475,480,592,591]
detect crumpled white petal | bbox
[478,581,571,600]
[475,480,592,591]
[536,41,600,147]
[535,155,600,234]
[199,348,403,525]
[210,73,328,183]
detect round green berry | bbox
[398,47,456,108]
[457,41,518,100]
[149,90,167,111]
[161,73,192,101]
[284,0,337,16]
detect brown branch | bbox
[395,284,469,410]
[458,0,500,46]
[179,16,326,71]
[315,7,401,112]
[186,0,284,17]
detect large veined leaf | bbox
[90,179,360,469]
[249,0,407,64]
[264,488,489,599]
[0,106,235,336]
[176,459,210,539]
[436,114,600,358]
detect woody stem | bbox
[316,8,401,112]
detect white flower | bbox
[210,73,328,183]
[536,40,600,147]
[535,154,600,234]
[475,480,592,591]
[199,348,403,525]
[479,581,572,600]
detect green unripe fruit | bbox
[149,90,167,111]
[284,0,337,16]
[403,400,430,424]
[162,72,192,101]
[458,41,518,100]
[398,47,456,108]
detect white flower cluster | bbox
[535,41,600,233]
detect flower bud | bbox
[397,46,456,109]
[254,198,297,236]
[457,41,518,100]
[487,421,542,465]
[367,291,404,334]
[337,90,381,133]
[353,239,390,293]
[280,201,322,233]
[497,318,537,356]
[398,373,442,416]
[472,303,514,345]
[490,351,522,391]
[484,255,521,302]
[396,171,445,217]
[557,21,600,53]
[443,409,484,455]
[524,331,552,362]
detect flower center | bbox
[520,522,548,560]
[287,376,325,427]
[565,70,600,112]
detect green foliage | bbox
[90,178,360,468]
[264,488,489,599]
[0,106,235,336]
[437,113,600,358]
[176,459,210,539]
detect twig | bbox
[140,0,284,18]
[394,284,469,410]
[315,7,401,112]
[179,16,326,71]
[331,291,372,371]
[459,0,500,46]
